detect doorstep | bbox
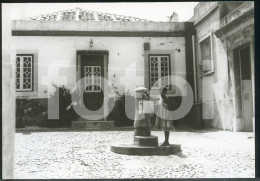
[71,120,115,129]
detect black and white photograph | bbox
[2,1,255,179]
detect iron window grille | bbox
[16,54,34,92]
[84,66,101,92]
[149,55,170,89]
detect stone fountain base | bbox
[110,87,181,156]
[111,142,181,156]
[111,135,181,155]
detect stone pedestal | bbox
[134,135,158,147]
[111,87,181,156]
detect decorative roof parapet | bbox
[219,2,254,28]
[215,2,254,38]
[27,7,152,22]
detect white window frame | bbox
[16,55,33,92]
[84,66,102,92]
[199,32,214,76]
[149,55,170,89]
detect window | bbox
[149,55,170,89]
[84,66,101,92]
[200,36,214,74]
[16,55,33,91]
[201,37,211,60]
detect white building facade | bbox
[11,8,197,126]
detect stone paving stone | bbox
[14,130,255,178]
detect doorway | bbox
[233,44,253,131]
[76,51,108,120]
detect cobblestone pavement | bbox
[14,129,255,178]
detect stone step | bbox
[134,135,158,147]
[77,115,105,121]
[72,120,114,129]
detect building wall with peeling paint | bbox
[194,2,230,130]
[215,2,254,132]
[194,2,254,131]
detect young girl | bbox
[154,86,175,146]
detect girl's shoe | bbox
[160,142,170,146]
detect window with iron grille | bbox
[149,55,170,89]
[16,55,33,91]
[84,66,101,92]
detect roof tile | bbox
[28,7,152,22]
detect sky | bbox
[6,2,199,22]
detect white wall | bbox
[2,3,16,179]
[194,6,233,129]
[12,36,186,98]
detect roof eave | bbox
[12,20,194,37]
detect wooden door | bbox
[81,54,104,117]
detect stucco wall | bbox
[195,2,254,131]
[195,5,233,130]
[194,2,218,24]
[11,36,186,98]
[2,4,16,178]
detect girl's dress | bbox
[154,96,175,131]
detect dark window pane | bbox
[201,38,211,60]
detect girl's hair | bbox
[159,86,167,96]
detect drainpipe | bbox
[192,35,198,103]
